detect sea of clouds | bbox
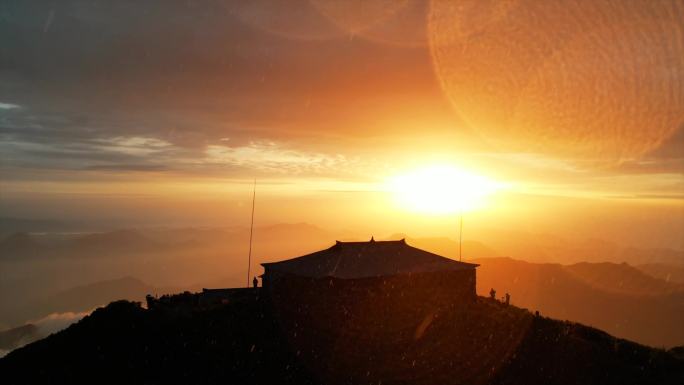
[0,310,91,358]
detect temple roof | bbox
[261,239,478,279]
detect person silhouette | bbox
[489,288,496,300]
[505,293,510,305]
[252,276,258,288]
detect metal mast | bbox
[247,179,256,288]
[459,211,463,262]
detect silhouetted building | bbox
[261,238,479,302]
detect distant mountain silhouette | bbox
[565,262,684,296]
[0,233,41,258]
[2,225,679,267]
[45,277,154,314]
[68,230,161,255]
[637,263,684,284]
[0,325,40,356]
[0,217,74,237]
[1,295,682,384]
[0,224,362,327]
[0,277,165,327]
[619,246,684,266]
[472,257,684,347]
[0,230,166,259]
[141,222,334,245]
[0,224,337,260]
[387,234,499,260]
[2,225,682,349]
[463,229,684,265]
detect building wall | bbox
[263,269,477,308]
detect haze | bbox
[1,0,683,350]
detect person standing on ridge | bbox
[253,276,258,288]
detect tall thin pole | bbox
[247,179,256,288]
[459,211,463,262]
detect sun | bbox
[388,165,502,214]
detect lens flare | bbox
[428,0,684,162]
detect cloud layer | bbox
[0,0,681,212]
[0,310,90,358]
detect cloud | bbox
[0,0,680,208]
[0,109,185,174]
[0,310,91,358]
[30,310,90,336]
[93,136,173,156]
[0,0,446,152]
[204,142,352,175]
[84,164,169,172]
[0,102,21,110]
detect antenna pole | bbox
[459,211,463,262]
[247,179,256,288]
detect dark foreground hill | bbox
[1,291,683,385]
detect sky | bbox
[0,0,683,249]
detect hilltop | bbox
[1,291,682,385]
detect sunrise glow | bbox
[388,165,503,214]
[2,2,683,382]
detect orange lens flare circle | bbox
[428,0,684,163]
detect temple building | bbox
[261,238,479,301]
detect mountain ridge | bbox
[1,294,682,385]
[472,257,684,347]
